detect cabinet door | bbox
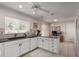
[43,38,49,50]
[4,44,19,57]
[20,39,30,55]
[38,37,43,48]
[30,38,37,50]
[49,38,59,54]
[49,39,55,52]
[0,43,4,57]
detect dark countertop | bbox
[0,36,59,43]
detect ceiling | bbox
[0,2,79,23]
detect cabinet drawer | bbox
[19,38,30,43]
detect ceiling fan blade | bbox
[30,2,49,13]
[39,7,50,13]
[39,7,54,15]
[29,2,54,15]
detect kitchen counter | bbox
[39,36,60,38]
[0,36,37,43]
[0,36,60,43]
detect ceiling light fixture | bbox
[32,8,37,15]
[53,19,58,22]
[33,11,36,15]
[18,5,23,8]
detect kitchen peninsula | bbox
[0,33,60,57]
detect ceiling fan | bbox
[29,2,54,15]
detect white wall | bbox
[0,5,46,40]
[41,23,50,36]
[51,21,76,42]
[0,6,43,33]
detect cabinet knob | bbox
[19,43,22,46]
[42,40,44,42]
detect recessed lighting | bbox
[53,19,58,22]
[33,11,36,15]
[18,5,23,8]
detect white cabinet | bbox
[0,37,38,57]
[38,37,43,48]
[4,38,31,57]
[30,37,37,50]
[38,37,59,54]
[20,38,30,55]
[3,37,38,57]
[38,37,49,50]
[43,38,49,50]
[4,43,19,57]
[0,43,4,57]
[49,38,59,54]
[0,37,59,57]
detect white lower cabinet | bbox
[2,38,38,57]
[38,37,49,50]
[4,43,19,57]
[4,38,31,57]
[20,39,30,55]
[38,37,43,48]
[0,43,4,57]
[0,37,59,57]
[43,38,49,50]
[38,37,59,54]
[30,37,37,50]
[49,38,59,54]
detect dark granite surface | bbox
[0,36,59,43]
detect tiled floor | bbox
[23,42,76,57]
[23,48,64,57]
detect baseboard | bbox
[19,47,39,57]
[38,47,57,54]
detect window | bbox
[5,17,30,34]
